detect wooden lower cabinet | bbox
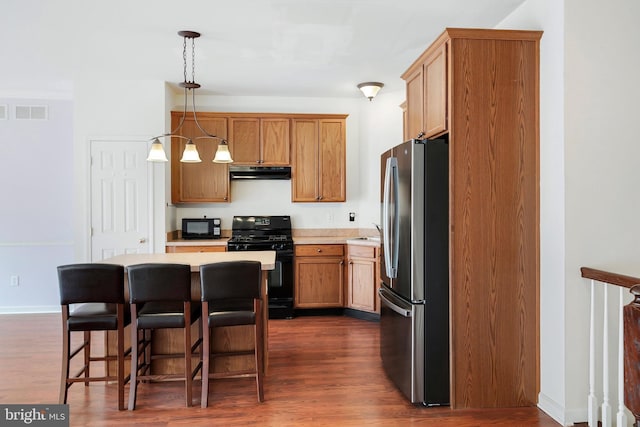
[165,245,226,253]
[294,244,344,308]
[346,245,380,313]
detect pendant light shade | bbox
[180,140,202,162]
[212,141,233,163]
[147,138,168,162]
[147,31,233,164]
[357,82,384,101]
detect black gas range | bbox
[227,216,294,319]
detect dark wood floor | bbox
[0,313,561,426]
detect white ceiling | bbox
[1,0,527,98]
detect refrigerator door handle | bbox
[383,157,399,278]
[379,287,412,317]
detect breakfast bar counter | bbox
[101,251,276,377]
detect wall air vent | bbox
[15,105,48,120]
[0,105,7,120]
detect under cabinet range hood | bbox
[229,166,291,180]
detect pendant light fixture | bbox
[357,82,384,101]
[147,31,233,164]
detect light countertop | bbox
[165,229,381,248]
[102,251,276,271]
[294,236,380,247]
[166,239,229,247]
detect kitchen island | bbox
[101,251,275,377]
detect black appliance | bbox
[379,137,449,406]
[182,217,221,239]
[227,215,294,319]
[229,166,291,180]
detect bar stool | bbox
[57,263,129,410]
[127,263,202,410]
[199,261,264,408]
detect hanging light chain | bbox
[191,36,196,85]
[183,36,188,84]
[181,34,197,86]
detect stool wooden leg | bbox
[59,308,70,404]
[84,331,91,386]
[255,299,264,402]
[201,302,210,408]
[128,306,139,411]
[117,306,125,411]
[143,329,151,372]
[184,302,192,407]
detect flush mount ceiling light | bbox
[357,82,384,101]
[147,31,233,164]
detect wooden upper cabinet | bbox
[318,119,346,202]
[402,39,448,139]
[229,118,260,165]
[423,43,447,137]
[404,66,424,140]
[170,113,230,203]
[229,117,290,166]
[291,117,346,202]
[261,118,290,165]
[292,119,318,201]
[169,112,344,203]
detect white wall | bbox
[563,0,640,422]
[171,90,404,232]
[0,97,74,312]
[501,0,640,425]
[73,80,168,260]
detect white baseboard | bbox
[0,306,59,314]
[538,392,588,426]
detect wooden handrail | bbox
[581,267,640,289]
[582,266,640,426]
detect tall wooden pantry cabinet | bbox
[401,28,542,409]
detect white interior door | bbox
[90,140,150,261]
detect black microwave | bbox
[182,218,221,239]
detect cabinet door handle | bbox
[139,238,146,244]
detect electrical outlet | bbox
[10,275,19,287]
[349,212,355,222]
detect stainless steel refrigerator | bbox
[379,137,449,406]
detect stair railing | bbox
[581,267,640,427]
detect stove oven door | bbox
[267,249,294,319]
